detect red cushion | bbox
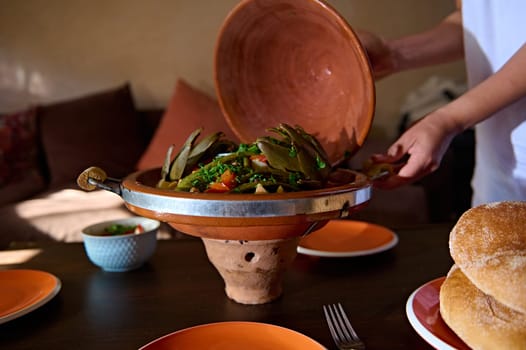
[0,107,46,205]
[136,79,238,170]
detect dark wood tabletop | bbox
[0,223,455,349]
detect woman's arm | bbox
[372,43,526,188]
[358,10,464,79]
[440,43,526,130]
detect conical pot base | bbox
[202,237,300,305]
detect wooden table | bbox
[0,224,454,349]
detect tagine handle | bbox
[77,166,122,196]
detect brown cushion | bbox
[39,84,144,187]
[136,79,238,170]
[0,107,46,206]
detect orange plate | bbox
[139,321,325,350]
[405,277,470,350]
[298,220,398,257]
[0,269,61,324]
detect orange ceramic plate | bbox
[0,269,61,324]
[297,220,398,257]
[405,277,470,350]
[139,321,325,350]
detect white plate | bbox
[406,277,470,350]
[297,220,398,257]
[0,269,61,324]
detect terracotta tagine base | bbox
[78,167,370,305]
[202,237,300,304]
[121,168,369,305]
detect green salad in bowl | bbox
[101,223,145,236]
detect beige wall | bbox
[0,0,465,138]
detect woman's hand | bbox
[355,30,399,80]
[367,109,460,189]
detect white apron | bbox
[462,0,526,205]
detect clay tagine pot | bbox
[77,0,375,305]
[78,166,370,305]
[125,169,370,304]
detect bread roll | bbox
[449,201,526,313]
[440,265,526,350]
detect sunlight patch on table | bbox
[0,249,42,267]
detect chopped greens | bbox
[103,224,144,236]
[157,124,333,194]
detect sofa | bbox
[0,78,449,250]
[0,79,241,248]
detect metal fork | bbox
[323,303,366,350]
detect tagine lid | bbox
[214,0,375,164]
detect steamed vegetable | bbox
[157,124,335,193]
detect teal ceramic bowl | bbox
[81,217,160,272]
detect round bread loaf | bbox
[449,201,526,313]
[440,265,526,350]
